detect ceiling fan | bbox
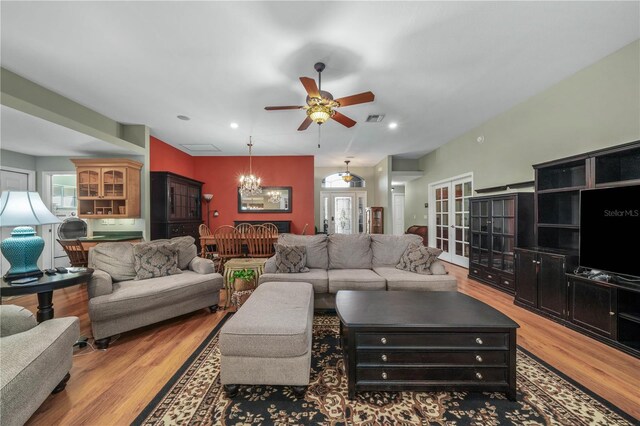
[264,62,375,131]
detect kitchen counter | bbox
[79,232,144,249]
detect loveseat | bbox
[258,233,457,310]
[86,237,223,348]
[0,305,79,426]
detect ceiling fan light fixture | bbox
[308,104,332,124]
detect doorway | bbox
[429,174,473,267]
[42,172,79,268]
[1,167,36,276]
[320,191,367,234]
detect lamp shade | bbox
[0,191,61,227]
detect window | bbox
[321,173,366,188]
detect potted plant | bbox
[230,268,256,292]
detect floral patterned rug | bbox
[133,314,635,425]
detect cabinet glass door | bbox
[77,168,100,198]
[102,168,126,199]
[491,198,515,273]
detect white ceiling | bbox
[0,105,137,157]
[1,2,638,166]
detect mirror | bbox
[238,186,292,213]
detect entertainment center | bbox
[510,141,640,357]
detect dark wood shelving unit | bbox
[150,172,204,249]
[515,140,640,358]
[468,193,534,295]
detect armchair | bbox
[0,305,79,426]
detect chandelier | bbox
[239,137,262,197]
[267,190,282,204]
[342,160,354,182]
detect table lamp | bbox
[0,191,61,280]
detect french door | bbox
[430,175,472,267]
[320,191,367,234]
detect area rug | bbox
[133,314,636,425]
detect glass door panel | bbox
[334,196,353,234]
[77,169,100,198]
[102,168,126,199]
[431,176,472,267]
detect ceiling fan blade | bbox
[331,111,357,128]
[300,77,320,98]
[335,91,375,107]
[264,105,304,110]
[297,116,313,131]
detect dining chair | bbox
[247,225,276,258]
[56,239,88,267]
[198,223,220,267]
[213,225,244,272]
[235,223,254,236]
[263,223,279,237]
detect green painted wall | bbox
[405,40,640,227]
[0,149,36,171]
[373,156,393,234]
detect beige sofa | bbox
[259,233,457,309]
[0,305,79,426]
[87,237,223,349]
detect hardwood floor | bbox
[4,263,639,425]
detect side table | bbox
[1,268,94,322]
[223,258,267,309]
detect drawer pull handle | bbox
[475,338,483,345]
[381,372,388,380]
[381,354,388,362]
[476,372,483,380]
[487,274,493,279]
[476,355,483,362]
[609,311,615,316]
[504,280,509,285]
[380,337,387,344]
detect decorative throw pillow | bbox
[396,244,443,275]
[133,242,182,280]
[275,244,310,273]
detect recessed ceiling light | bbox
[177,115,190,121]
[388,122,398,129]
[230,122,239,129]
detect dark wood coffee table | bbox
[336,291,519,400]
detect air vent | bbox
[366,114,385,123]
[180,144,221,152]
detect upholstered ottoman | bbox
[219,281,314,398]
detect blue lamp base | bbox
[1,226,45,281]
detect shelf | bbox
[537,223,580,229]
[618,312,640,325]
[536,187,585,194]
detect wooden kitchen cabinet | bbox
[71,158,142,218]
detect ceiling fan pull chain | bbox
[318,125,321,149]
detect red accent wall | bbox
[193,156,314,234]
[149,136,196,179]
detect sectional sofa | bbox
[258,233,458,309]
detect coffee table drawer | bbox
[357,366,507,382]
[356,350,507,366]
[356,332,508,349]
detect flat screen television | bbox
[579,185,640,278]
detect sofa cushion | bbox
[396,244,443,275]
[328,234,372,269]
[89,242,136,282]
[371,234,424,267]
[278,234,328,269]
[374,267,457,291]
[133,241,182,280]
[88,271,223,321]
[328,269,386,293]
[219,281,313,358]
[259,269,328,293]
[275,244,309,273]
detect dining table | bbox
[198,235,278,258]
